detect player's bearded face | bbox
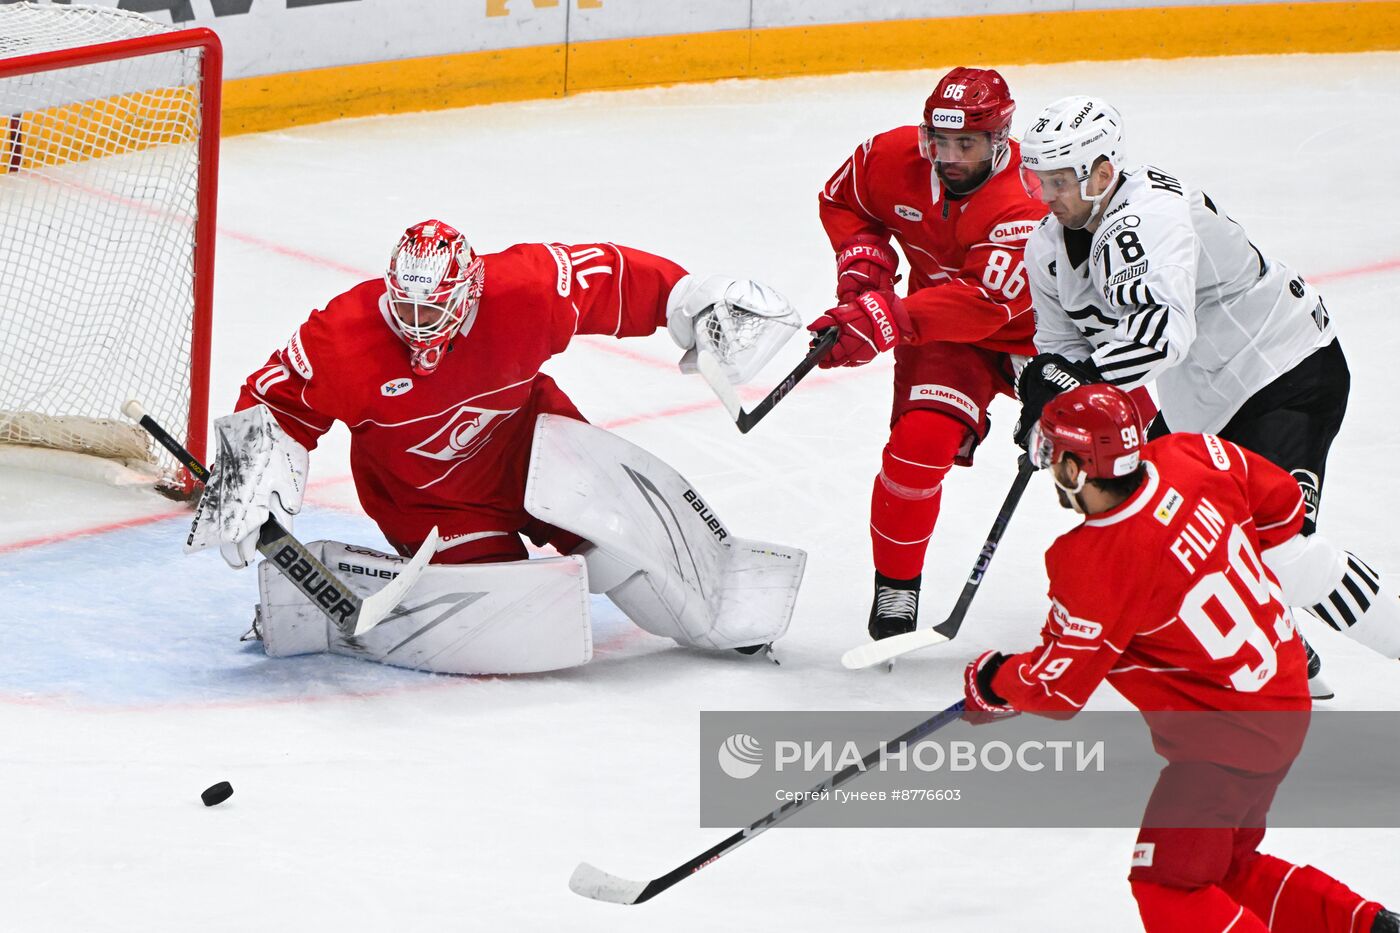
[1050,458,1087,513]
[932,131,994,194]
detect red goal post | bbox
[0,4,221,494]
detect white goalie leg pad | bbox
[525,415,806,650]
[1265,534,1400,658]
[256,540,592,673]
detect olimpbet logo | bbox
[717,733,764,780]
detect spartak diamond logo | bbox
[408,404,517,463]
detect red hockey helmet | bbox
[1030,383,1144,479]
[385,219,485,376]
[920,67,1016,166]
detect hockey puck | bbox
[201,781,234,807]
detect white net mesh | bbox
[0,3,211,484]
[692,280,801,385]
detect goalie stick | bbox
[698,326,838,433]
[121,400,438,638]
[569,699,966,905]
[842,457,1036,671]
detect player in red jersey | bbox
[231,223,686,565]
[184,220,808,673]
[809,67,1049,641]
[962,384,1396,932]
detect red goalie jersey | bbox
[992,433,1311,762]
[819,128,1044,354]
[236,243,686,558]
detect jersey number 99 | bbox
[1177,524,1294,693]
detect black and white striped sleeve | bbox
[1089,211,1199,388]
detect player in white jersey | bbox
[1012,96,1400,689]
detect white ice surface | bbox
[2,54,1399,931]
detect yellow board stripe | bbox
[222,2,1400,136]
[3,87,199,171]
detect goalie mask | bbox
[385,219,486,376]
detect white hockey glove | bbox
[186,404,309,569]
[666,274,801,385]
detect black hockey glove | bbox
[1012,353,1103,450]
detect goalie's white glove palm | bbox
[666,274,801,385]
[187,404,309,569]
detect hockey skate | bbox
[869,573,921,641]
[1304,638,1334,701]
[733,642,780,664]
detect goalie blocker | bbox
[251,416,806,673]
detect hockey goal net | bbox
[0,3,220,492]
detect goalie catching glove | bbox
[186,404,309,569]
[666,274,801,385]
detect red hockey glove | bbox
[963,651,1020,726]
[835,234,900,303]
[808,289,910,369]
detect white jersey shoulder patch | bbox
[545,243,572,297]
[989,219,1040,244]
[285,328,313,380]
[1203,435,1232,470]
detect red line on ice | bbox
[1309,257,1400,283]
[14,223,1382,556]
[0,509,191,555]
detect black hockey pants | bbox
[1149,339,1350,535]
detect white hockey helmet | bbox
[1019,96,1125,227]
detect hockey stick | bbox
[569,699,966,905]
[697,326,839,434]
[121,400,438,638]
[842,456,1036,671]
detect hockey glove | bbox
[963,650,1019,726]
[835,234,900,303]
[1012,353,1103,451]
[807,289,910,369]
[667,274,802,383]
[187,405,309,569]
